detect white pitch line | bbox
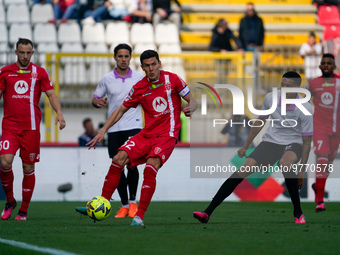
[0,237,82,255]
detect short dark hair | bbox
[322,53,335,61]
[114,43,132,55]
[16,38,33,50]
[140,50,160,65]
[82,118,92,128]
[309,31,316,38]
[282,71,302,86]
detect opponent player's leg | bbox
[127,165,139,217]
[278,149,305,223]
[101,150,130,201]
[15,163,35,220]
[193,158,256,223]
[0,154,17,220]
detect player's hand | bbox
[96,98,107,108]
[55,114,66,130]
[182,106,193,118]
[237,146,248,158]
[87,131,104,150]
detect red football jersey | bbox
[123,70,190,139]
[0,63,54,131]
[308,74,340,133]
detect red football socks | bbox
[101,161,124,201]
[0,167,15,203]
[315,157,328,203]
[136,164,158,220]
[20,170,36,212]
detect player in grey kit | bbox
[193,71,313,224]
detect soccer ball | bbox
[86,196,112,221]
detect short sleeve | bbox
[40,68,54,92]
[93,77,108,98]
[174,74,190,98]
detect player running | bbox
[84,50,197,226]
[193,71,313,224]
[0,38,66,220]
[308,53,340,212]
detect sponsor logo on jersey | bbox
[14,80,29,94]
[154,147,162,154]
[323,82,334,87]
[29,153,36,161]
[9,74,18,77]
[152,97,167,112]
[150,82,164,90]
[142,92,152,97]
[321,92,333,105]
[32,72,38,79]
[17,70,31,74]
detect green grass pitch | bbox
[0,201,340,255]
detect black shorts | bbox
[248,141,303,167]
[108,129,141,158]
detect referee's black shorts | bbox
[248,141,303,167]
[107,129,141,158]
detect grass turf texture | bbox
[0,201,340,255]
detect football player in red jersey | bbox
[308,53,340,212]
[0,38,66,220]
[87,50,197,226]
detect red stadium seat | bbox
[323,25,340,41]
[318,5,340,25]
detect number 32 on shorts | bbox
[122,140,135,150]
[0,140,10,151]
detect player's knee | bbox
[112,150,129,166]
[278,159,293,169]
[23,163,34,174]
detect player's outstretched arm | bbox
[45,89,66,130]
[87,104,129,150]
[182,93,198,118]
[92,97,107,108]
[237,118,266,158]
[298,135,312,189]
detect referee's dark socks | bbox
[204,172,244,216]
[283,171,303,217]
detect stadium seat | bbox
[0,23,8,44]
[130,23,154,45]
[158,43,182,54]
[60,42,86,86]
[82,23,105,44]
[0,42,9,65]
[9,23,32,45]
[0,4,5,23]
[33,23,57,44]
[6,4,30,24]
[85,42,110,84]
[158,43,185,81]
[318,5,340,26]
[105,22,130,46]
[4,0,27,5]
[154,23,180,45]
[31,3,54,24]
[133,43,157,72]
[37,42,59,67]
[323,25,340,41]
[58,23,81,44]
